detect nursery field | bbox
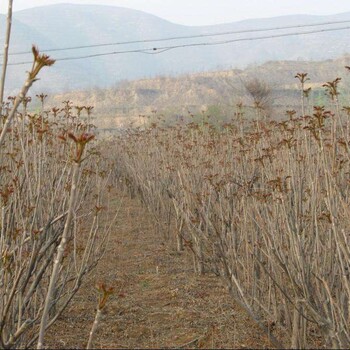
[1,1,350,348]
[106,71,350,349]
[2,71,350,349]
[45,190,271,349]
[0,35,349,348]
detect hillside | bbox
[45,55,350,129]
[1,4,350,94]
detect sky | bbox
[1,0,350,26]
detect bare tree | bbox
[243,77,272,117]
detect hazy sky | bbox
[1,0,350,25]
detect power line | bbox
[3,18,350,57]
[6,25,350,66]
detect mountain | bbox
[1,4,350,94]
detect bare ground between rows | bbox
[46,191,272,349]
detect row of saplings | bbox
[114,75,350,349]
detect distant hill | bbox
[1,4,350,94]
[46,55,350,129]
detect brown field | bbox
[46,190,272,349]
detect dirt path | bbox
[47,191,271,349]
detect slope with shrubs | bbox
[47,55,350,129]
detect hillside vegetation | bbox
[46,56,350,129]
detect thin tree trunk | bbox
[86,308,102,349]
[0,0,13,113]
[0,73,36,146]
[37,162,80,349]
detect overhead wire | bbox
[3,18,350,57]
[5,24,350,66]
